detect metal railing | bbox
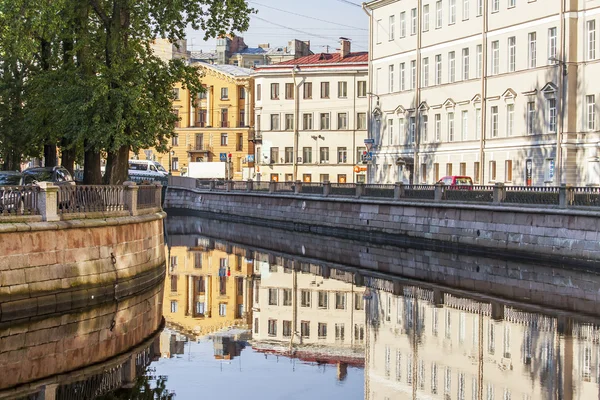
[403,184,436,200]
[57,185,125,214]
[330,183,356,196]
[137,185,161,209]
[364,184,395,199]
[0,186,40,215]
[443,185,495,203]
[571,186,600,207]
[504,186,560,205]
[300,183,324,195]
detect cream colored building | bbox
[365,280,600,400]
[253,40,369,183]
[365,0,600,186]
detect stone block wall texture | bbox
[164,189,600,264]
[0,212,166,322]
[0,283,164,390]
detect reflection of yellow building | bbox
[136,63,255,179]
[164,239,254,339]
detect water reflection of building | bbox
[210,329,251,360]
[252,259,365,370]
[160,329,187,358]
[364,277,600,400]
[164,238,254,339]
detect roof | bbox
[197,62,254,77]
[234,47,267,55]
[275,52,368,65]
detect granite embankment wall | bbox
[164,187,600,265]
[0,211,166,322]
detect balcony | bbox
[249,130,262,143]
[221,121,229,128]
[188,144,212,153]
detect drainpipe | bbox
[478,0,489,185]
[557,0,566,185]
[414,0,423,184]
[292,66,300,181]
[362,3,373,183]
[353,73,357,183]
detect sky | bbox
[184,0,369,54]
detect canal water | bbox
[2,216,600,399]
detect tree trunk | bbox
[103,144,129,185]
[44,144,58,167]
[41,38,57,168]
[83,140,102,184]
[61,147,76,175]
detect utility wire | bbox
[332,0,363,7]
[252,15,346,43]
[248,1,367,30]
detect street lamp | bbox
[168,150,175,175]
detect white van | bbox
[128,160,168,177]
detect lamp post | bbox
[168,149,175,175]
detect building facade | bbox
[253,41,370,183]
[365,0,600,186]
[215,36,313,68]
[136,63,255,179]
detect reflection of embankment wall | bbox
[164,188,600,265]
[0,212,166,322]
[0,282,164,393]
[166,216,600,316]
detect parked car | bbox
[22,166,75,186]
[0,171,25,214]
[128,160,168,177]
[0,171,23,186]
[437,176,474,189]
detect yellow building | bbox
[136,63,255,180]
[164,239,254,339]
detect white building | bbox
[253,40,369,183]
[365,0,600,186]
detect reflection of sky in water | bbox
[151,339,364,400]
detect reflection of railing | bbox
[57,185,125,214]
[0,186,40,215]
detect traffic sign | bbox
[364,152,373,161]
[219,153,227,162]
[364,138,375,144]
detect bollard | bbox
[323,181,331,197]
[269,181,277,193]
[394,182,405,200]
[37,182,60,222]
[493,182,506,204]
[434,182,445,202]
[247,179,253,192]
[294,180,303,194]
[559,184,573,208]
[356,183,365,198]
[123,181,139,216]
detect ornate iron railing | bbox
[0,186,40,215]
[403,184,436,200]
[137,185,161,209]
[504,186,560,205]
[57,185,125,214]
[443,185,495,202]
[330,183,356,196]
[364,184,395,198]
[572,186,600,206]
[300,182,324,194]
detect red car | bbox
[437,176,473,189]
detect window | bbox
[434,163,440,181]
[491,106,498,137]
[458,373,466,400]
[422,57,429,87]
[170,275,178,292]
[283,320,292,337]
[320,147,329,163]
[301,321,310,337]
[463,0,469,20]
[462,48,469,80]
[423,4,430,32]
[548,98,557,133]
[587,95,596,131]
[219,303,226,316]
[219,133,227,147]
[171,157,179,171]
[240,110,246,127]
[270,83,279,99]
[270,114,280,130]
[528,32,537,68]
[256,84,262,101]
[220,108,228,127]
[432,364,438,394]
[435,113,442,141]
[491,41,499,75]
[411,8,417,35]
[421,163,427,183]
[448,112,454,141]
[508,36,516,72]
[507,104,514,136]
[400,11,406,37]
[389,15,395,40]
[389,64,395,92]
[476,107,482,139]
[170,301,178,313]
[422,115,428,142]
[239,87,246,99]
[357,112,367,130]
[476,44,482,78]
[461,110,468,140]
[337,147,347,163]
[320,113,330,130]
[221,87,229,99]
[489,160,497,182]
[444,368,451,395]
[284,83,293,100]
[285,114,294,130]
[474,161,480,183]
[355,293,364,310]
[338,81,348,98]
[492,0,499,12]
[436,1,443,28]
[505,160,513,182]
[268,288,278,305]
[335,292,346,309]
[409,117,416,143]
[435,54,442,85]
[194,253,203,269]
[285,147,293,163]
[303,147,312,163]
[460,162,466,175]
[268,319,277,336]
[411,60,416,89]
[477,0,483,16]
[449,0,456,24]
[283,289,292,306]
[303,174,312,183]
[320,82,330,98]
[300,290,311,307]
[400,63,406,91]
[172,134,179,146]
[318,323,327,338]
[548,27,557,63]
[303,113,313,130]
[318,290,327,308]
[448,51,455,83]
[508,0,515,7]
[172,88,180,100]
[320,174,329,183]
[527,101,536,134]
[354,324,365,343]
[357,81,367,97]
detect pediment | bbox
[502,88,517,99]
[418,102,429,112]
[394,105,406,115]
[471,94,481,104]
[443,98,456,109]
[541,82,558,96]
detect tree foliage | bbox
[0,0,253,182]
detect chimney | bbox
[339,38,351,58]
